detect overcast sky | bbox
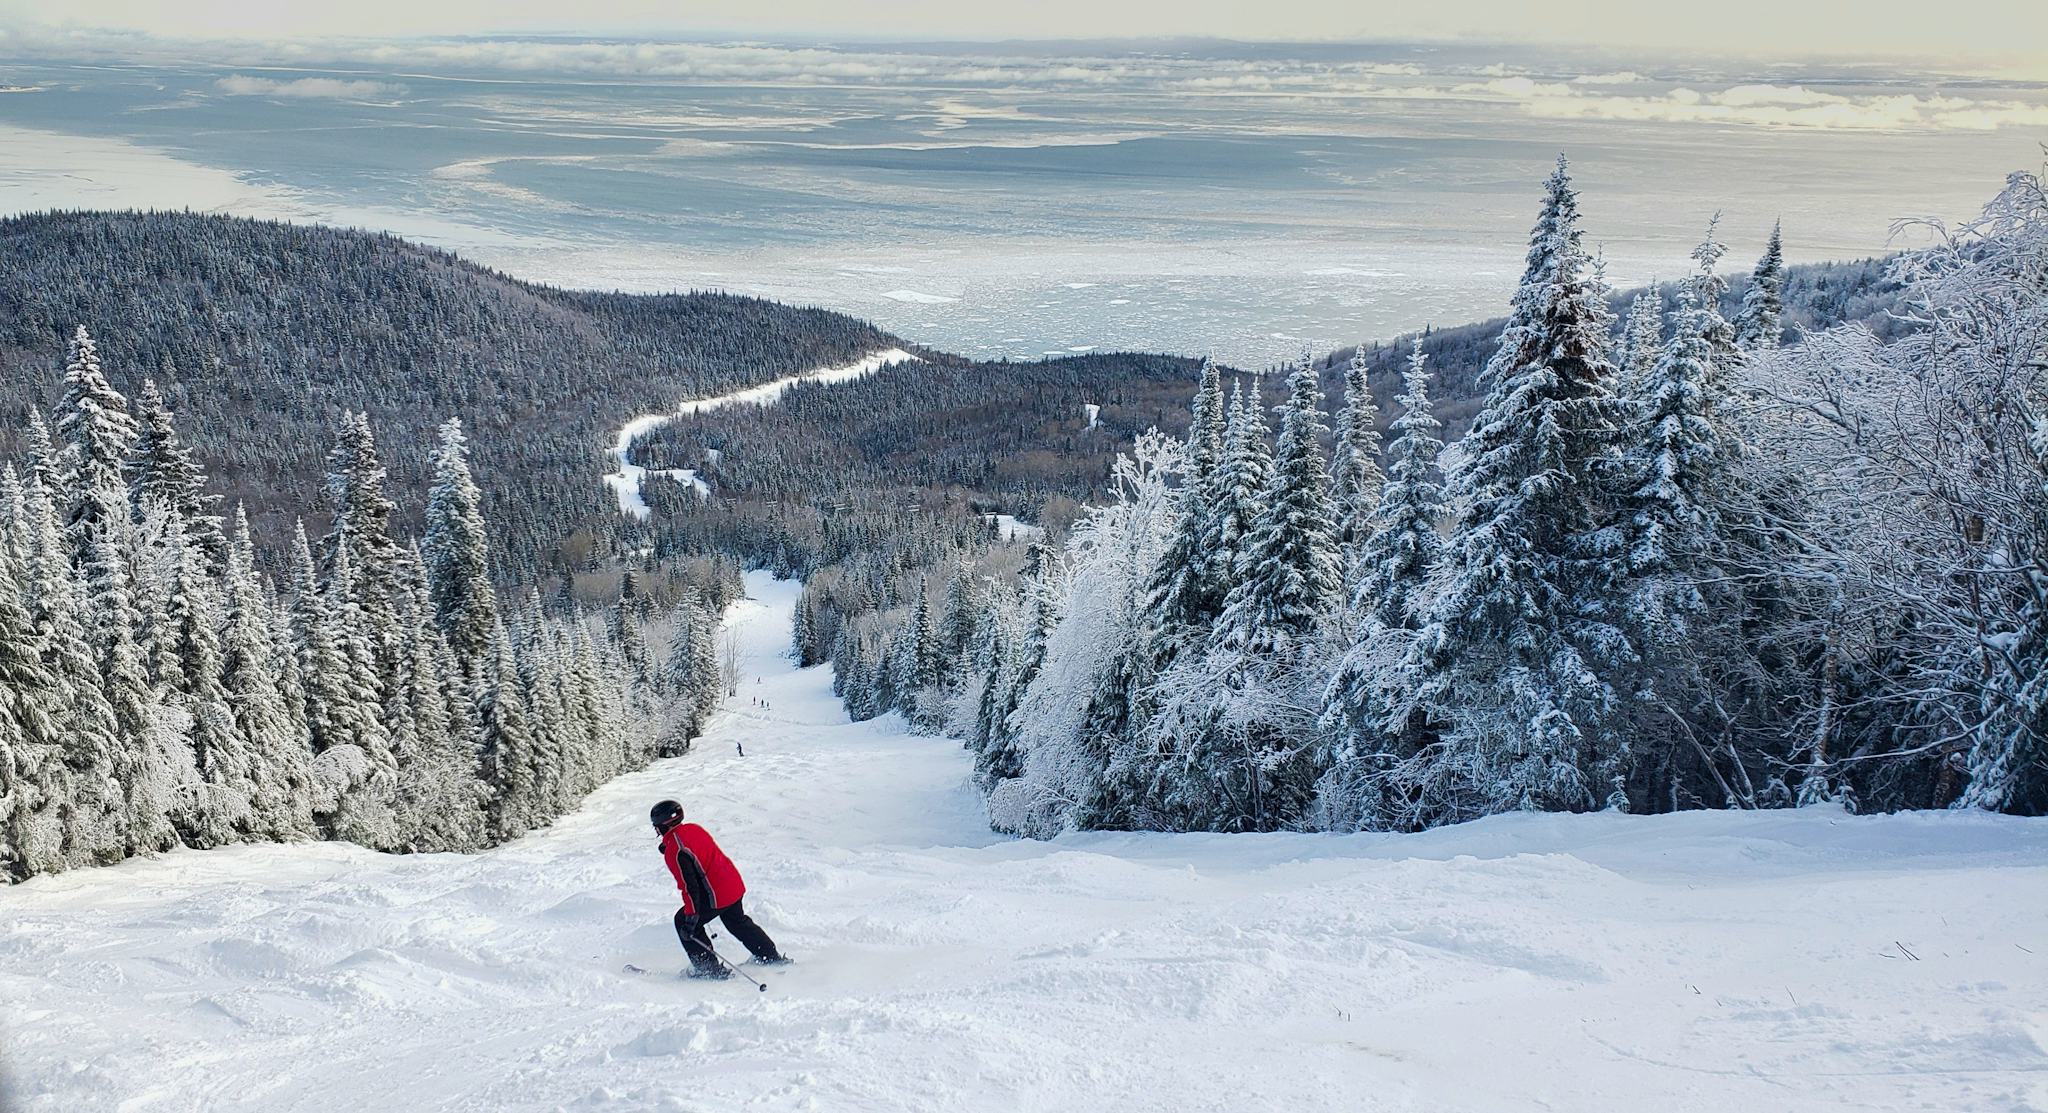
[2,0,2042,66]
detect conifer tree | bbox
[132,377,225,567]
[1213,361,1342,661]
[1330,344,1385,569]
[1409,155,1635,821]
[20,459,125,865]
[1146,356,1232,646]
[223,509,315,840]
[1315,342,1449,830]
[0,510,66,879]
[169,533,251,847]
[323,412,406,687]
[422,417,499,681]
[1735,220,1786,352]
[54,327,137,563]
[1616,283,1666,392]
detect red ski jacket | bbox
[661,822,746,917]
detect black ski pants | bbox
[675,899,780,968]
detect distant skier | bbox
[650,800,786,977]
[736,741,745,757]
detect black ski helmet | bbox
[650,799,684,833]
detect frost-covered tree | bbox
[168,532,251,848]
[1615,283,1666,392]
[479,622,541,841]
[323,412,406,687]
[1330,343,1385,576]
[1157,359,1341,830]
[1145,355,1231,646]
[1405,155,1635,824]
[222,509,315,841]
[54,327,137,563]
[1735,220,1786,353]
[988,433,1180,836]
[131,377,225,568]
[0,509,67,879]
[1315,341,1449,829]
[422,417,499,681]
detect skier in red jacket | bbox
[651,800,787,977]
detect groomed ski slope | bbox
[603,349,918,517]
[6,573,2048,1113]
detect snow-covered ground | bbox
[603,349,917,518]
[6,573,2048,1112]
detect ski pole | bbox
[711,943,768,993]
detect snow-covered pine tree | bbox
[422,417,500,682]
[132,377,226,568]
[610,572,653,690]
[1354,339,1446,634]
[1213,360,1343,662]
[1735,220,1786,353]
[20,452,125,866]
[1144,355,1232,659]
[323,412,406,688]
[222,508,316,841]
[1407,156,1636,823]
[1315,341,1451,830]
[167,531,252,848]
[1183,358,1342,830]
[315,534,402,850]
[479,620,541,841]
[0,501,67,879]
[54,327,137,565]
[977,543,1062,788]
[1615,283,1666,393]
[1330,344,1385,582]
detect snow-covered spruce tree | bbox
[1330,343,1385,590]
[1735,220,1786,353]
[314,535,402,849]
[936,559,979,667]
[323,412,406,689]
[422,417,500,683]
[988,433,1180,836]
[1615,283,1666,394]
[20,452,126,866]
[610,573,653,691]
[1617,229,1756,809]
[0,503,68,879]
[976,542,1063,789]
[132,377,225,569]
[1404,156,1636,825]
[167,530,253,848]
[1314,339,1448,830]
[54,327,137,565]
[1133,374,1275,827]
[513,595,569,812]
[1145,356,1231,649]
[222,508,316,841]
[479,621,541,841]
[53,339,191,856]
[1160,360,1341,831]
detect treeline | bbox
[0,210,899,579]
[0,328,737,882]
[840,161,2048,835]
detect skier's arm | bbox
[670,843,716,919]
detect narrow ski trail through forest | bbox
[9,587,2048,1112]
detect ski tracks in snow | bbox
[7,574,2048,1112]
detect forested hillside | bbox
[786,164,2048,836]
[0,211,899,578]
